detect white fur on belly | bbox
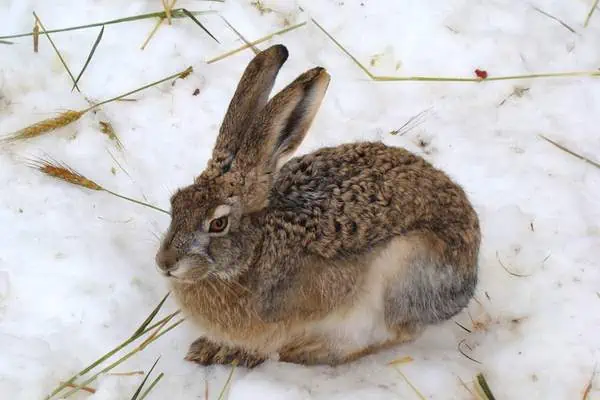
[308,236,418,355]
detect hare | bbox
[155,44,480,368]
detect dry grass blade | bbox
[28,157,169,214]
[1,110,83,142]
[162,0,176,25]
[73,26,104,91]
[100,121,124,150]
[458,339,482,364]
[33,21,40,52]
[0,9,217,40]
[390,107,431,136]
[181,8,219,43]
[60,382,96,394]
[454,321,472,333]
[582,364,597,400]
[206,21,306,64]
[130,357,160,400]
[585,0,600,27]
[140,17,165,50]
[539,134,600,170]
[217,362,238,400]
[474,373,497,400]
[33,11,80,92]
[531,6,576,33]
[311,18,374,79]
[45,294,179,399]
[107,371,145,377]
[313,19,600,82]
[2,66,190,143]
[387,356,414,365]
[221,16,259,54]
[496,251,532,278]
[84,65,193,112]
[393,367,426,400]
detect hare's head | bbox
[156,45,330,282]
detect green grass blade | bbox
[58,319,184,398]
[45,309,180,399]
[475,373,497,400]
[132,293,170,338]
[0,9,216,40]
[181,8,219,43]
[584,0,600,27]
[0,39,13,44]
[130,357,161,400]
[72,25,104,91]
[138,373,165,400]
[33,11,80,92]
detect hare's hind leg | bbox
[383,231,477,331]
[185,337,266,368]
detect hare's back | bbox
[269,141,475,259]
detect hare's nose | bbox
[155,248,179,273]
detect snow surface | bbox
[1,0,600,399]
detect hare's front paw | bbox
[185,337,266,368]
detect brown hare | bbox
[155,44,481,368]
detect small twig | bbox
[33,12,81,92]
[584,0,600,27]
[532,6,577,33]
[458,339,482,364]
[539,134,600,170]
[496,251,532,278]
[206,22,306,64]
[72,26,104,91]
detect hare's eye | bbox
[209,216,228,233]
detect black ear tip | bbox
[266,44,289,62]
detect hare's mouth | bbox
[166,257,210,282]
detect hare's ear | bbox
[212,44,289,163]
[233,66,330,173]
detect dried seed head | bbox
[30,157,103,191]
[178,66,193,79]
[3,110,83,142]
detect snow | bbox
[1,0,599,399]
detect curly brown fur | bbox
[156,44,481,368]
